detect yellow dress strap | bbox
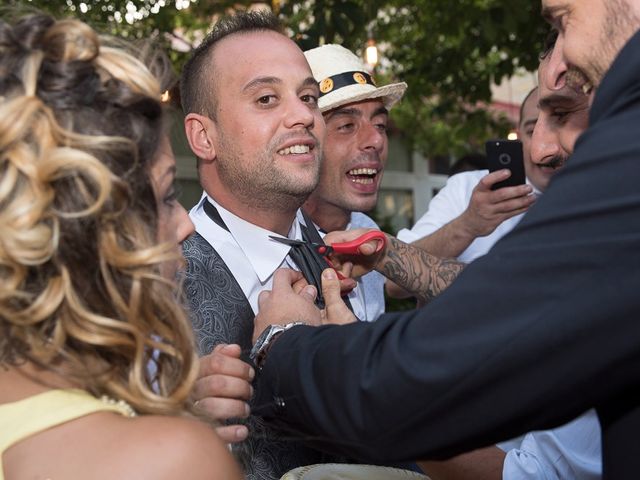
[0,388,135,472]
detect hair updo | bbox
[0,13,198,416]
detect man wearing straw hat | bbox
[302,44,407,322]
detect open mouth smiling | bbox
[566,68,593,96]
[347,167,379,185]
[277,144,311,155]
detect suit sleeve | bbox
[253,71,640,463]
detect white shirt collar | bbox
[203,194,302,283]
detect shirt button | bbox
[274,396,286,409]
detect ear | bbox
[184,113,216,162]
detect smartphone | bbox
[485,139,526,190]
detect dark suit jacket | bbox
[254,30,640,479]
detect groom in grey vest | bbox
[179,11,332,480]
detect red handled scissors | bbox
[269,230,386,258]
[269,230,386,294]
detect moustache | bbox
[546,155,567,169]
[566,68,593,96]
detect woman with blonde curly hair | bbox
[0,13,240,479]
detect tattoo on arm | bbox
[381,237,465,303]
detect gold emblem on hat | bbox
[320,78,334,93]
[353,72,367,85]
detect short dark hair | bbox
[519,86,538,127]
[179,10,284,117]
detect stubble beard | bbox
[589,0,640,87]
[216,132,320,212]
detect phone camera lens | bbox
[498,153,511,165]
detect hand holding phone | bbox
[485,139,526,190]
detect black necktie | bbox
[203,200,353,312]
[298,210,354,313]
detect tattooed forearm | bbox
[380,237,465,303]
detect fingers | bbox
[321,269,357,325]
[194,369,253,402]
[272,268,304,290]
[291,276,310,294]
[341,261,353,278]
[215,424,249,444]
[351,236,385,256]
[479,171,533,197]
[194,347,254,426]
[300,285,317,302]
[478,169,511,190]
[340,276,357,293]
[491,193,536,214]
[196,394,250,420]
[491,184,534,203]
[324,227,373,245]
[257,289,271,310]
[198,344,255,381]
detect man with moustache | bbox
[386,34,571,294]
[178,11,336,480]
[250,1,640,477]
[301,44,406,322]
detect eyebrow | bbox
[540,6,553,21]
[242,76,319,94]
[325,105,389,121]
[538,91,582,109]
[160,165,177,182]
[242,76,280,93]
[540,4,566,23]
[301,76,320,90]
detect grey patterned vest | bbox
[183,232,340,479]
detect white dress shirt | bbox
[397,170,538,263]
[190,193,369,319]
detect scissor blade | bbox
[268,235,306,247]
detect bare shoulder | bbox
[110,415,242,480]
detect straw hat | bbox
[304,44,407,113]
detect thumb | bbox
[299,284,317,303]
[321,269,357,325]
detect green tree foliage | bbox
[377,0,548,156]
[4,0,256,70]
[280,0,548,156]
[7,0,548,158]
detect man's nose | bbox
[531,116,561,164]
[177,206,195,244]
[284,97,316,130]
[359,122,385,152]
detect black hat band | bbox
[318,70,376,97]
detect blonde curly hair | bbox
[0,14,198,416]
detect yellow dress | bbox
[0,389,135,480]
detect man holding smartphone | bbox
[390,88,539,267]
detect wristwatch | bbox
[250,322,303,369]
